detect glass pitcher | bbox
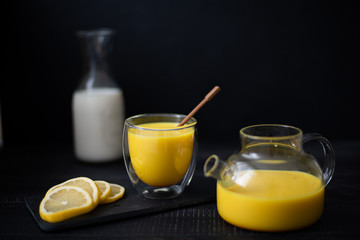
[203,124,335,232]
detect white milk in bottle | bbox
[73,88,124,162]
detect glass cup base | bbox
[141,185,182,199]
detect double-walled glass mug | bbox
[204,124,335,232]
[123,113,197,199]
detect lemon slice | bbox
[39,186,94,223]
[102,183,125,204]
[46,177,100,206]
[94,180,111,204]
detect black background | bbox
[3,0,359,148]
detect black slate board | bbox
[25,172,216,232]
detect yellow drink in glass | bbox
[128,122,195,187]
[217,170,324,232]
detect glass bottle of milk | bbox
[73,29,125,163]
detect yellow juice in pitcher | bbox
[217,170,324,232]
[128,122,194,187]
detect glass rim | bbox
[240,124,303,140]
[125,113,197,131]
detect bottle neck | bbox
[77,29,116,89]
[80,35,111,72]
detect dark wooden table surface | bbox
[1,140,359,239]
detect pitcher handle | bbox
[303,133,335,187]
